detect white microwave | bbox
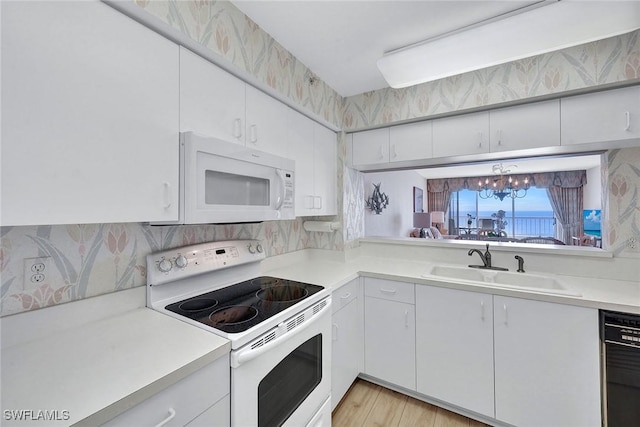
[156,132,295,224]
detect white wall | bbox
[584,165,602,210]
[364,170,426,237]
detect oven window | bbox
[205,170,269,206]
[258,334,322,427]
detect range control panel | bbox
[147,240,265,286]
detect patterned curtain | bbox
[427,170,587,191]
[547,186,584,244]
[427,189,451,213]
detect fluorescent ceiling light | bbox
[377,1,640,89]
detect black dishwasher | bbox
[601,310,640,427]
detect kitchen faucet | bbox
[468,244,508,271]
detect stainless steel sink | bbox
[423,265,581,297]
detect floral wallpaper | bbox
[607,147,640,256]
[1,1,638,316]
[343,30,640,130]
[0,218,346,315]
[133,0,344,128]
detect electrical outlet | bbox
[627,236,640,252]
[23,256,52,290]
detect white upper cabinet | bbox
[416,285,494,418]
[1,1,179,226]
[389,121,433,162]
[493,296,601,427]
[432,111,490,158]
[561,85,640,145]
[288,110,315,215]
[287,110,337,216]
[245,85,289,157]
[179,47,245,144]
[489,100,560,152]
[313,124,338,215]
[352,128,390,166]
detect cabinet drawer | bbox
[332,278,360,313]
[185,395,230,427]
[104,355,230,426]
[364,278,414,304]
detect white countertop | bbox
[262,250,640,314]
[0,287,230,426]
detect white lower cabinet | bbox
[338,279,601,426]
[364,279,416,391]
[410,284,600,426]
[104,355,230,427]
[186,395,230,427]
[415,286,494,418]
[331,279,363,409]
[493,296,601,427]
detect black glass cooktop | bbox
[165,276,324,333]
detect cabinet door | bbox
[389,121,433,162]
[313,124,337,215]
[332,297,363,409]
[245,86,288,157]
[180,47,245,144]
[352,128,390,166]
[416,286,494,418]
[104,355,230,426]
[493,296,601,427]
[432,111,490,158]
[561,86,640,145]
[288,110,316,216]
[490,100,560,152]
[186,395,229,427]
[1,1,179,226]
[364,296,415,390]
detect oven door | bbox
[231,299,331,427]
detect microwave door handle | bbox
[275,169,286,210]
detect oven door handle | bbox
[231,298,332,368]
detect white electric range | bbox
[146,240,332,427]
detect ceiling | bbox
[231,0,547,97]
[415,154,602,179]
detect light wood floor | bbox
[332,379,490,427]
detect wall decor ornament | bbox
[366,183,390,214]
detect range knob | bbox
[175,255,188,269]
[256,243,263,253]
[158,258,172,273]
[247,244,256,254]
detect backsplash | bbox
[0,219,322,315]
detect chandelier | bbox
[478,164,530,201]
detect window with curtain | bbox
[428,170,587,245]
